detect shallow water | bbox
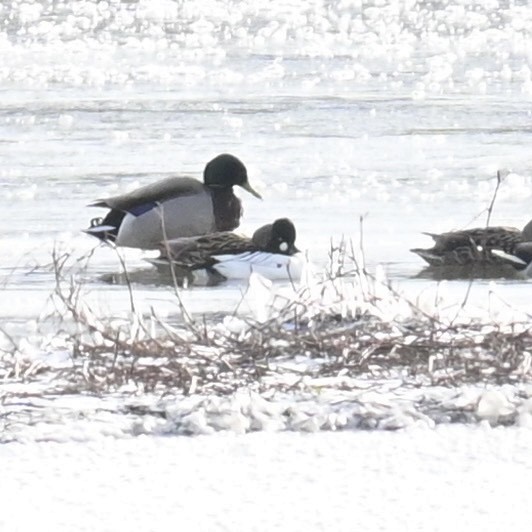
[1,0,532,324]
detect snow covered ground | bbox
[2,1,532,528]
[2,426,531,532]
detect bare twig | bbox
[486,169,504,227]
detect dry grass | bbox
[2,237,530,398]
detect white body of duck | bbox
[209,251,304,281]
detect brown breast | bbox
[211,188,243,232]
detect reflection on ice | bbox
[0,0,531,94]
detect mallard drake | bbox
[149,218,303,283]
[85,153,261,249]
[411,219,532,266]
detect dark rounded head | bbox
[522,219,532,241]
[203,154,261,199]
[253,218,298,255]
[514,242,532,267]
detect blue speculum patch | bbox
[129,202,158,217]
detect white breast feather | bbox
[212,252,304,281]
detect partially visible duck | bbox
[85,153,261,249]
[411,219,532,267]
[150,218,303,284]
[491,242,532,276]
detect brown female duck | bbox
[411,219,532,266]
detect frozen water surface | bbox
[1,1,532,526]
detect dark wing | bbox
[428,230,477,251]
[412,230,481,265]
[412,226,523,266]
[426,226,521,252]
[159,232,257,269]
[89,177,205,212]
[475,226,523,251]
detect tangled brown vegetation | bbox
[3,237,529,399]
